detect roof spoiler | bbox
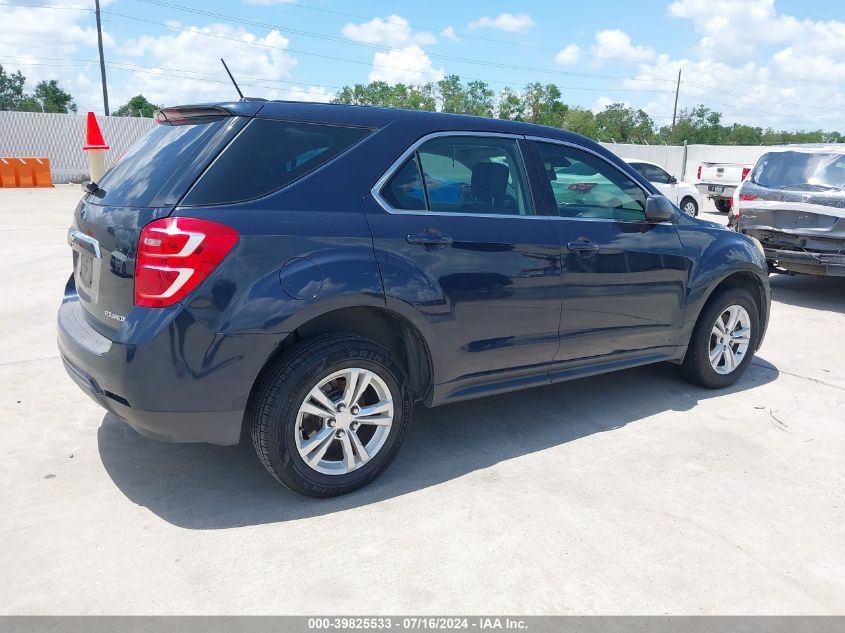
[154,101,265,125]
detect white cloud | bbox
[469,13,534,33]
[341,15,435,48]
[555,44,580,65]
[118,24,299,107]
[593,29,655,63]
[368,45,444,84]
[0,1,114,112]
[440,26,460,42]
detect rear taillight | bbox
[135,217,239,308]
[741,167,751,181]
[739,193,758,201]
[697,165,701,180]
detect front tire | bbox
[680,196,699,217]
[250,333,412,497]
[679,288,759,389]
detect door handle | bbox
[406,231,453,248]
[566,240,600,254]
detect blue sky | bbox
[2,0,845,131]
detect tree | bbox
[496,87,524,121]
[594,103,655,143]
[437,74,466,113]
[31,80,77,113]
[464,80,495,117]
[562,107,597,138]
[0,64,26,111]
[523,82,567,127]
[114,94,161,117]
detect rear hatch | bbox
[737,150,845,253]
[69,105,253,333]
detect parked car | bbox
[732,145,845,277]
[58,101,771,497]
[624,158,703,216]
[696,161,753,212]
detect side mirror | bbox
[668,175,678,184]
[645,195,676,222]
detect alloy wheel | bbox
[295,368,394,475]
[709,305,751,375]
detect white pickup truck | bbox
[695,162,752,212]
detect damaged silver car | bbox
[732,146,845,277]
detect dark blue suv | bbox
[58,100,770,496]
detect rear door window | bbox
[183,119,372,206]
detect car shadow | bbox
[97,358,779,529]
[769,273,845,313]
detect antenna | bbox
[220,58,244,100]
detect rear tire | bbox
[680,196,699,217]
[679,288,759,389]
[715,198,732,213]
[250,333,412,497]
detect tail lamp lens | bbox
[697,165,701,180]
[739,193,758,201]
[135,217,238,308]
[741,167,751,181]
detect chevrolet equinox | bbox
[58,100,771,497]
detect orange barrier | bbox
[0,157,54,188]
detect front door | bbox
[365,133,562,393]
[531,140,688,363]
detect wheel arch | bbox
[692,269,768,351]
[246,305,434,420]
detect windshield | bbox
[750,151,845,191]
[92,117,237,207]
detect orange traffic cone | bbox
[82,112,109,182]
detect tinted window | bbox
[380,156,425,210]
[750,151,845,190]
[184,119,372,205]
[94,117,233,207]
[416,136,533,215]
[631,162,671,184]
[535,142,647,221]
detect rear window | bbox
[182,119,372,206]
[751,151,845,190]
[93,117,236,207]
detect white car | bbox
[624,158,704,216]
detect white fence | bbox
[0,110,777,184]
[601,142,770,181]
[0,111,155,183]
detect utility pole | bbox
[95,0,109,115]
[671,68,681,133]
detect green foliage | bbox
[0,64,26,110]
[114,94,161,117]
[330,74,841,146]
[0,67,77,113]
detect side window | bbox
[535,142,647,221]
[183,119,372,206]
[631,163,669,185]
[414,136,533,216]
[380,156,426,210]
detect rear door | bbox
[530,139,687,363]
[365,132,562,391]
[69,108,245,332]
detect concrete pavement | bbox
[1,187,843,614]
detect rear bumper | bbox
[764,248,845,277]
[57,296,280,445]
[696,183,737,199]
